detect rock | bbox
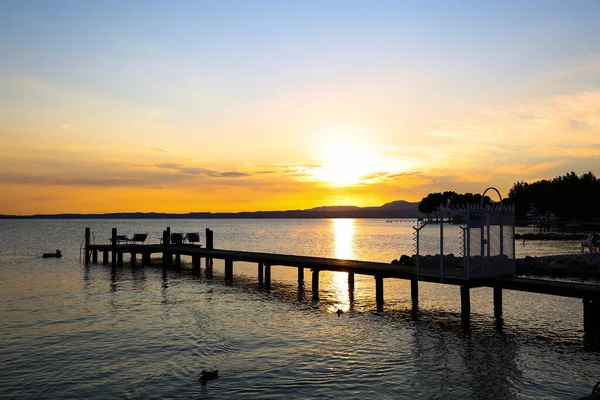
[399,255,414,265]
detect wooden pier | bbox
[84,228,600,333]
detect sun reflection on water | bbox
[328,219,356,313]
[333,218,355,260]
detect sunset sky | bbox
[1,1,600,214]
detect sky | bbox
[1,0,600,214]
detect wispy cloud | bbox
[154,163,181,169]
[38,145,83,152]
[149,147,173,153]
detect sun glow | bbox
[315,147,379,186]
[313,126,382,186]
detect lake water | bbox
[0,219,598,399]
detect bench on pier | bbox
[109,235,129,245]
[128,233,148,244]
[184,232,202,245]
[109,234,148,245]
[170,233,184,244]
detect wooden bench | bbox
[128,233,148,244]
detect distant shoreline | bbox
[0,200,424,219]
[0,214,422,220]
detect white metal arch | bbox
[480,187,503,207]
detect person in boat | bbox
[56,249,62,256]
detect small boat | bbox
[43,250,62,258]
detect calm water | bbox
[0,219,598,399]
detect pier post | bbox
[130,252,136,266]
[205,228,213,248]
[111,228,117,267]
[311,269,319,300]
[298,267,304,288]
[348,272,355,308]
[411,277,419,312]
[258,262,264,286]
[117,252,123,267]
[92,250,98,264]
[265,264,271,291]
[103,250,109,265]
[175,253,181,269]
[85,227,91,264]
[494,287,503,319]
[192,255,200,272]
[142,252,150,266]
[162,230,171,268]
[461,286,471,325]
[583,298,600,333]
[206,228,214,271]
[225,259,233,281]
[375,276,384,312]
[205,262,213,278]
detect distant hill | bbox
[0,200,423,219]
[307,205,361,212]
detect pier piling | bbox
[111,228,117,267]
[103,250,108,265]
[348,273,355,307]
[130,252,136,266]
[411,278,419,311]
[258,262,264,286]
[205,228,213,270]
[92,250,98,264]
[85,228,91,264]
[162,229,170,268]
[461,286,471,325]
[264,264,271,291]
[225,259,233,281]
[312,269,319,300]
[192,255,200,272]
[375,276,384,312]
[583,298,600,333]
[494,287,503,319]
[298,267,304,288]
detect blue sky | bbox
[1,1,600,213]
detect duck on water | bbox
[43,249,62,258]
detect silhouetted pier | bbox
[84,227,600,334]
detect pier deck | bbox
[84,227,600,333]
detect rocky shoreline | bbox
[514,232,594,241]
[516,254,600,280]
[392,253,600,280]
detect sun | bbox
[311,126,381,186]
[314,145,378,186]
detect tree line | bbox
[418,171,600,221]
[507,171,600,220]
[418,191,494,216]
